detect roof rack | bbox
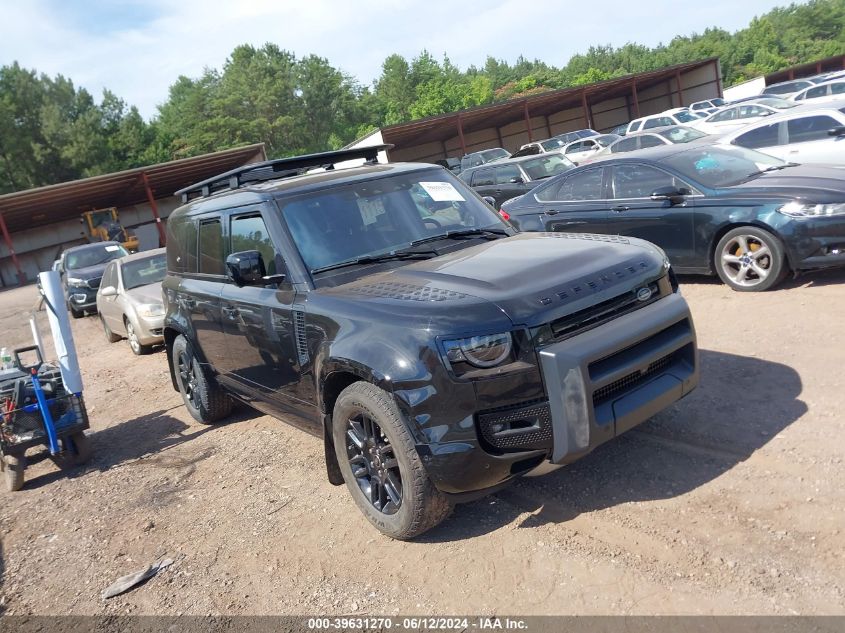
[175,144,393,202]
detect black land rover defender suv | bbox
[163,146,699,539]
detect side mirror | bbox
[650,186,687,205]
[482,196,497,207]
[509,176,524,184]
[226,251,267,287]
[99,286,118,297]
[827,126,845,137]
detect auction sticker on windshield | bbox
[420,181,465,202]
[105,245,120,251]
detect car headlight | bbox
[66,277,86,286]
[778,202,845,218]
[137,303,165,318]
[444,332,513,371]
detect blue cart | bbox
[0,346,91,491]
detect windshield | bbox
[712,98,725,106]
[673,110,699,123]
[521,155,575,180]
[540,138,564,151]
[754,97,796,109]
[660,145,786,188]
[121,253,166,290]
[279,170,507,273]
[482,148,509,162]
[659,126,708,143]
[65,244,128,270]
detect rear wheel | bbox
[715,227,787,292]
[332,382,451,540]
[101,315,121,343]
[171,334,232,424]
[2,454,26,492]
[125,319,152,355]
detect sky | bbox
[0,0,793,120]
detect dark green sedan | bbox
[501,144,845,291]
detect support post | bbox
[0,212,25,285]
[788,68,795,80]
[816,62,822,74]
[142,171,166,247]
[631,81,641,118]
[581,89,593,129]
[495,126,504,148]
[544,115,552,137]
[675,70,684,107]
[523,101,533,142]
[456,115,467,155]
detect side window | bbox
[831,83,845,95]
[739,105,765,118]
[198,218,224,276]
[230,214,276,273]
[536,168,604,201]
[806,85,829,99]
[102,262,117,289]
[639,135,664,149]
[643,117,672,129]
[629,121,642,132]
[711,108,736,122]
[166,216,197,274]
[734,122,780,149]
[611,137,639,153]
[611,164,680,199]
[472,169,495,186]
[786,115,840,143]
[495,165,522,184]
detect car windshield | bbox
[540,138,564,150]
[659,127,708,143]
[482,148,509,162]
[121,253,167,290]
[660,145,786,188]
[520,155,575,180]
[576,130,599,138]
[279,170,507,273]
[754,97,796,109]
[673,110,698,123]
[65,244,128,270]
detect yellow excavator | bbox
[81,208,139,252]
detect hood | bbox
[125,282,164,305]
[724,164,845,203]
[325,233,666,327]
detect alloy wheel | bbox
[177,350,199,409]
[126,322,140,354]
[719,234,773,288]
[345,414,402,515]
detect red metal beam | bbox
[816,62,822,74]
[675,70,684,107]
[456,114,467,155]
[581,89,593,128]
[142,171,167,247]
[523,101,533,142]
[0,212,25,285]
[631,80,641,118]
[788,68,795,80]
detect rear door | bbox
[605,163,698,268]
[532,166,609,234]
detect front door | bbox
[605,163,697,268]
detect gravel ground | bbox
[0,271,843,616]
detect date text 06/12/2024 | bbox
[307,617,529,630]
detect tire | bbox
[125,319,152,355]
[2,453,26,492]
[332,382,451,540]
[57,432,92,468]
[101,315,121,343]
[714,226,787,292]
[171,334,232,424]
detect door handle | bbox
[611,205,630,213]
[545,210,560,216]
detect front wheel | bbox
[332,382,451,540]
[714,227,787,292]
[171,335,232,424]
[126,319,152,355]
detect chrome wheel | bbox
[719,234,773,288]
[345,413,402,515]
[126,321,141,354]
[177,349,199,409]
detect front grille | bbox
[86,276,102,289]
[478,401,552,452]
[549,278,667,342]
[592,352,674,405]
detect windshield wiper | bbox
[409,227,510,248]
[310,249,440,275]
[741,162,800,181]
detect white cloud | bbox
[1,0,789,119]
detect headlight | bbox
[444,332,513,370]
[137,303,165,318]
[66,277,86,286]
[778,202,845,218]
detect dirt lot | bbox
[0,271,844,616]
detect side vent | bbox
[292,308,309,366]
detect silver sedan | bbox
[96,248,166,355]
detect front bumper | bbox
[134,313,165,345]
[66,286,98,311]
[787,216,845,271]
[418,293,698,497]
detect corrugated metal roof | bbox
[0,143,266,234]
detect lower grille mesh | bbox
[478,402,552,451]
[592,353,674,405]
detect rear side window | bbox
[611,164,680,199]
[472,169,495,186]
[832,83,845,95]
[198,218,224,276]
[536,168,604,201]
[102,262,117,289]
[734,123,780,149]
[786,115,840,143]
[644,117,673,129]
[166,216,197,274]
[611,137,639,153]
[639,135,664,149]
[628,121,643,133]
[806,85,829,99]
